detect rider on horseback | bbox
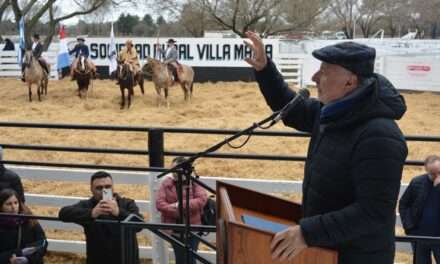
[118,40,141,72]
[69,37,97,80]
[117,39,141,83]
[157,38,179,83]
[21,34,49,82]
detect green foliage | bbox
[116,13,140,35]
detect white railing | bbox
[7,164,413,263]
[273,54,304,87]
[0,45,59,80]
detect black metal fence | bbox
[0,212,216,264]
[1,121,440,263]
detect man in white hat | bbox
[69,37,96,80]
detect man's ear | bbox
[346,74,358,89]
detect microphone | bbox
[270,88,310,126]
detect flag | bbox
[108,22,117,75]
[17,17,25,66]
[57,25,71,70]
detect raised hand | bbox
[91,200,111,218]
[101,199,120,217]
[243,31,268,71]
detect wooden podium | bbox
[216,181,338,264]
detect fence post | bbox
[148,129,169,264]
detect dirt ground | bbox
[1,77,440,263]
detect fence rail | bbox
[1,121,440,263]
[0,49,59,80]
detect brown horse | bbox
[73,54,92,98]
[116,60,145,96]
[117,63,135,109]
[23,50,49,102]
[142,57,194,107]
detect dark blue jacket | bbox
[69,43,89,58]
[255,59,408,264]
[0,220,47,264]
[399,174,433,233]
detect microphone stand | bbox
[156,93,306,263]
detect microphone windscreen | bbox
[298,88,310,99]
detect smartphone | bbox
[102,188,113,201]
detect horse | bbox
[115,59,145,96]
[23,50,49,102]
[73,54,93,98]
[142,57,194,108]
[117,62,135,109]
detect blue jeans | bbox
[412,242,440,264]
[171,234,200,264]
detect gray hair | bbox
[425,155,440,167]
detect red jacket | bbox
[156,176,207,226]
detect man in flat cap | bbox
[69,37,96,80]
[157,38,179,83]
[244,31,407,264]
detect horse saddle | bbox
[168,62,181,82]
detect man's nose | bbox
[312,72,319,83]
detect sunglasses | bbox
[94,185,112,190]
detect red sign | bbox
[407,65,431,72]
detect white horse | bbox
[23,50,49,102]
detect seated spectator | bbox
[156,157,208,264]
[0,146,25,202]
[3,38,15,51]
[59,171,142,264]
[0,188,47,264]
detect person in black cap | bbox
[244,31,408,264]
[157,38,179,82]
[69,37,96,80]
[21,34,49,82]
[2,38,15,51]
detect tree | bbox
[0,0,11,42]
[356,0,387,38]
[328,0,358,39]
[116,13,140,35]
[408,0,440,38]
[141,14,157,36]
[379,0,409,37]
[148,0,329,37]
[4,0,136,50]
[179,1,217,37]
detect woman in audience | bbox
[0,189,47,264]
[156,157,208,264]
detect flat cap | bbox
[312,42,376,77]
[77,37,85,42]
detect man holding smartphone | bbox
[59,171,142,264]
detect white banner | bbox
[66,37,280,67]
